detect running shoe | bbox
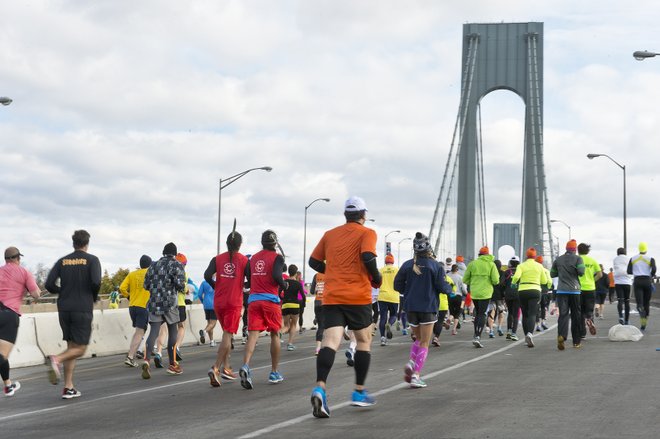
[153,353,163,369]
[62,388,82,399]
[525,333,535,348]
[510,333,519,341]
[141,361,151,379]
[208,367,221,387]
[404,360,415,383]
[241,336,247,345]
[410,375,427,389]
[402,329,408,336]
[380,336,387,346]
[311,386,330,418]
[573,343,582,349]
[350,389,376,407]
[4,381,20,397]
[287,343,296,351]
[345,349,355,367]
[135,351,144,360]
[343,328,350,341]
[541,322,549,330]
[239,364,253,390]
[166,364,183,375]
[472,336,483,348]
[432,336,440,347]
[210,340,217,348]
[199,329,206,344]
[385,323,393,339]
[586,319,597,335]
[124,356,138,367]
[221,368,238,380]
[47,355,61,385]
[557,335,565,351]
[268,371,284,384]
[640,317,648,331]
[488,330,495,339]
[451,328,457,336]
[506,331,511,340]
[497,327,504,336]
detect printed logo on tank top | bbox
[222,262,236,278]
[255,260,266,274]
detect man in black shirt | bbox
[45,230,102,399]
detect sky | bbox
[2,0,660,281]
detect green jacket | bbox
[462,254,499,300]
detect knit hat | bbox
[456,255,464,263]
[535,255,544,264]
[163,242,177,256]
[385,254,395,264]
[175,253,187,265]
[566,240,577,252]
[139,255,152,269]
[413,232,432,254]
[639,242,648,253]
[478,246,489,256]
[526,247,537,259]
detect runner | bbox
[44,230,102,399]
[612,247,632,325]
[281,264,303,351]
[594,264,609,319]
[309,196,381,418]
[607,268,616,304]
[503,257,520,341]
[377,253,399,346]
[197,278,217,347]
[204,230,249,387]
[240,230,287,389]
[311,272,326,355]
[141,242,186,378]
[534,255,553,331]
[462,246,499,348]
[447,264,464,335]
[0,247,41,397]
[577,243,602,338]
[550,240,585,349]
[118,255,152,367]
[174,253,190,361]
[627,242,657,331]
[512,248,548,348]
[487,260,506,338]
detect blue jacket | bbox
[394,256,452,313]
[198,280,215,310]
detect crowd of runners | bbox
[0,197,657,420]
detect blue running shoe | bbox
[350,389,376,407]
[311,386,330,418]
[239,364,253,390]
[345,349,355,367]
[268,371,284,384]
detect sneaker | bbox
[541,322,549,330]
[175,349,183,362]
[497,327,504,336]
[268,371,284,384]
[47,355,61,385]
[62,388,81,399]
[510,333,519,341]
[239,364,253,390]
[402,329,408,336]
[488,330,494,339]
[640,317,648,331]
[199,329,206,344]
[525,333,535,348]
[410,375,427,388]
[573,343,582,349]
[619,317,624,325]
[208,367,221,387]
[210,340,217,348]
[343,328,350,341]
[311,386,330,418]
[350,389,376,407]
[404,360,415,383]
[380,336,387,346]
[241,336,247,345]
[451,328,457,336]
[472,336,483,348]
[166,364,183,375]
[153,353,163,369]
[124,356,138,367]
[135,351,144,360]
[345,349,355,367]
[557,335,565,351]
[141,361,151,379]
[506,331,512,340]
[287,343,296,351]
[4,381,21,397]
[385,323,393,339]
[585,319,596,335]
[432,336,440,347]
[221,368,238,380]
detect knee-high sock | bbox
[0,354,9,381]
[414,347,428,373]
[354,351,371,386]
[316,347,336,383]
[409,340,420,362]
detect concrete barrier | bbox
[89,309,134,357]
[9,316,44,368]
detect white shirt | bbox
[612,255,632,285]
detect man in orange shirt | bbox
[309,196,382,418]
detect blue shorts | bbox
[129,306,149,331]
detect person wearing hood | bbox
[461,246,499,348]
[627,242,657,331]
[119,254,153,367]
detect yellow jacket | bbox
[119,268,150,308]
[512,259,548,292]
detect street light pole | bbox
[587,153,627,251]
[302,197,330,283]
[550,219,572,241]
[217,166,272,254]
[397,237,412,267]
[384,230,400,261]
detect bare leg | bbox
[270,332,280,372]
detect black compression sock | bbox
[354,350,371,386]
[316,347,336,383]
[0,354,9,381]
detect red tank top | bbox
[250,250,280,295]
[214,251,248,308]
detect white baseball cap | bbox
[344,196,368,212]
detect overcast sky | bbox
[2,1,659,281]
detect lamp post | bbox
[550,219,572,241]
[587,153,627,250]
[633,50,660,61]
[384,230,400,262]
[0,97,12,106]
[397,237,412,267]
[217,166,272,254]
[302,197,330,283]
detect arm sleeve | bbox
[204,257,217,289]
[44,261,61,294]
[272,255,287,291]
[90,257,102,301]
[310,275,317,295]
[651,258,657,277]
[244,262,251,289]
[627,259,633,275]
[309,257,326,274]
[512,266,522,284]
[361,252,382,284]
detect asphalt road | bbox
[2,302,658,439]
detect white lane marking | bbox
[0,356,315,423]
[237,325,558,439]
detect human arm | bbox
[44,260,61,294]
[651,258,657,277]
[362,252,382,288]
[119,273,131,298]
[90,256,102,301]
[204,257,217,289]
[576,257,586,277]
[272,254,287,291]
[512,265,522,284]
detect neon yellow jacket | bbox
[512,259,548,292]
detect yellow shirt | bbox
[439,275,454,311]
[512,259,548,292]
[378,265,400,303]
[119,268,150,308]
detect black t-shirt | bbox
[282,278,303,305]
[45,250,102,312]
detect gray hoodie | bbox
[550,252,585,293]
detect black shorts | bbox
[178,306,187,323]
[407,311,438,326]
[0,306,20,344]
[129,306,149,330]
[322,304,373,331]
[595,291,607,305]
[281,307,300,316]
[59,310,93,345]
[204,309,217,321]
